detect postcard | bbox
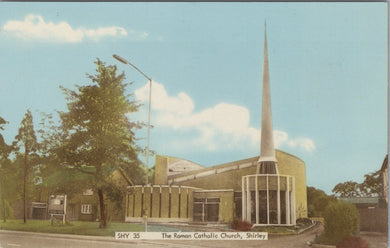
[0,2,387,248]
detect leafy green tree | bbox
[307,186,336,217]
[56,59,143,228]
[332,181,362,198]
[34,112,68,202]
[0,116,11,163]
[360,169,383,197]
[0,116,9,164]
[12,110,38,223]
[332,168,385,199]
[0,116,8,152]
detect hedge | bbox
[319,201,359,245]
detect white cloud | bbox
[273,130,289,148]
[287,138,316,152]
[2,14,146,43]
[83,27,128,41]
[135,81,194,116]
[135,81,315,152]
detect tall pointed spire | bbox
[258,22,278,174]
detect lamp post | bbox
[113,54,152,186]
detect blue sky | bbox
[0,3,387,194]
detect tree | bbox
[0,116,9,164]
[0,116,8,152]
[332,167,385,199]
[360,169,383,197]
[0,116,11,162]
[56,59,143,228]
[0,116,14,222]
[12,110,38,223]
[307,186,336,217]
[332,181,362,198]
[35,112,68,202]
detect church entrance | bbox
[242,174,295,226]
[193,197,220,222]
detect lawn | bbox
[0,219,145,236]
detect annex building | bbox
[125,27,308,226]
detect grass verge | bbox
[0,219,144,236]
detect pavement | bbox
[1,230,183,248]
[0,224,321,248]
[1,224,388,248]
[360,232,388,248]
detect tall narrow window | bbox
[193,198,204,222]
[206,198,219,222]
[81,204,92,214]
[234,192,242,220]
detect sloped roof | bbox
[168,149,304,180]
[45,167,94,186]
[381,154,388,171]
[340,197,379,204]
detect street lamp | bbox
[113,54,152,186]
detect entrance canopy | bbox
[242,174,296,226]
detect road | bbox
[1,225,322,248]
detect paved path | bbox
[360,232,388,248]
[0,225,322,248]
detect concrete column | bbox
[152,186,160,218]
[242,177,246,221]
[277,175,281,224]
[266,175,269,225]
[170,187,180,218]
[255,175,259,224]
[125,194,129,217]
[143,187,152,218]
[160,187,170,218]
[180,187,188,218]
[134,187,143,217]
[246,176,251,223]
[292,177,296,225]
[286,177,290,225]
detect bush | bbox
[231,220,253,231]
[319,201,359,245]
[336,236,369,248]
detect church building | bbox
[124,26,307,226]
